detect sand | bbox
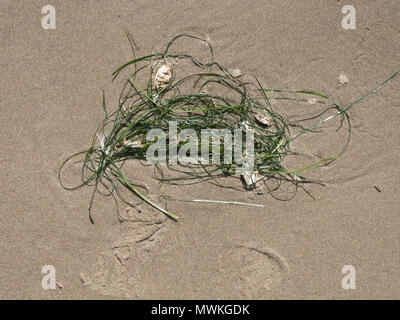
[1,0,399,299]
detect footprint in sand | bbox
[79,207,289,299]
[79,205,166,298]
[218,244,289,299]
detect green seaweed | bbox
[59,32,400,222]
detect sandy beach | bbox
[1,0,399,299]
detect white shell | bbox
[254,113,272,127]
[124,139,142,148]
[241,170,261,189]
[229,68,241,77]
[240,121,252,131]
[154,65,172,90]
[239,158,262,189]
[338,74,349,84]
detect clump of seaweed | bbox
[59,32,400,222]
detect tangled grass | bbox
[59,32,400,222]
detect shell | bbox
[254,113,272,127]
[114,139,142,153]
[124,139,142,149]
[338,74,349,85]
[241,170,262,189]
[154,64,172,91]
[240,121,252,131]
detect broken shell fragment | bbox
[240,121,252,131]
[254,113,272,127]
[241,170,262,189]
[114,139,142,153]
[154,64,172,91]
[307,98,317,105]
[337,74,349,85]
[124,139,142,149]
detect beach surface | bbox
[1,0,399,299]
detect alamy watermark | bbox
[341,5,356,30]
[41,5,56,30]
[145,121,254,174]
[41,265,56,289]
[341,265,356,290]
